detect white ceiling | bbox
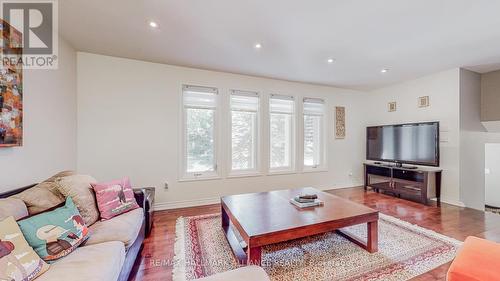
[60,0,500,90]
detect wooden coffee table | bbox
[221,187,379,265]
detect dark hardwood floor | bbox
[130,187,500,281]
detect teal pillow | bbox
[17,197,89,263]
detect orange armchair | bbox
[447,236,500,281]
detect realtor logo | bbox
[1,0,58,69]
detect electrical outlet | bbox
[164,182,169,190]
[349,172,353,177]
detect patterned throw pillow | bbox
[91,177,140,220]
[0,216,49,281]
[17,197,89,263]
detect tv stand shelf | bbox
[363,162,442,205]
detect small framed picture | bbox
[388,102,397,112]
[418,96,429,108]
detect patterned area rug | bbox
[485,205,500,215]
[173,213,461,281]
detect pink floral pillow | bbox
[91,177,139,220]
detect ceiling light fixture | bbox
[254,43,262,49]
[149,21,158,28]
[381,68,389,73]
[327,58,334,64]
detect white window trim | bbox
[179,84,221,181]
[228,90,262,177]
[302,97,328,172]
[268,94,296,174]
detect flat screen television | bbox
[366,122,440,167]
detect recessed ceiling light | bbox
[327,58,335,64]
[254,43,262,49]
[381,68,389,73]
[149,21,158,28]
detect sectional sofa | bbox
[0,173,150,281]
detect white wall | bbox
[460,69,486,210]
[76,53,367,209]
[459,69,483,210]
[459,69,500,210]
[366,69,462,205]
[485,143,500,207]
[0,37,77,191]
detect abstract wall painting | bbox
[335,106,346,139]
[0,19,23,147]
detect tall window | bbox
[230,90,259,173]
[182,85,218,178]
[303,98,325,169]
[269,95,295,171]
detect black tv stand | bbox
[364,162,442,205]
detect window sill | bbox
[302,167,328,173]
[268,170,297,176]
[227,172,262,179]
[178,175,222,182]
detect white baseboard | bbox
[154,197,220,211]
[431,197,466,208]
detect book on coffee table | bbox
[289,198,324,208]
[293,194,318,203]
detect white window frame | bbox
[228,90,261,177]
[302,97,327,172]
[179,84,220,181]
[268,94,296,174]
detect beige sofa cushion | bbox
[11,171,75,215]
[56,174,99,226]
[35,241,125,281]
[85,208,143,249]
[197,266,270,281]
[0,198,28,220]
